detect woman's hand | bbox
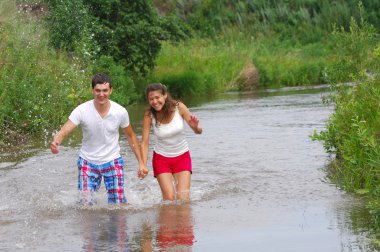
[189,114,202,134]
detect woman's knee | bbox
[176,189,190,201]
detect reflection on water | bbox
[80,210,128,252]
[0,85,376,251]
[74,203,194,252]
[156,203,194,251]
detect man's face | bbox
[92,82,112,105]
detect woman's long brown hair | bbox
[145,83,178,126]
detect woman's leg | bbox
[156,173,176,201]
[173,171,191,201]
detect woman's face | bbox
[148,90,167,112]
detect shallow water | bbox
[0,85,376,251]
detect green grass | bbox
[147,30,334,95]
[146,37,247,96]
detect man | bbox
[50,73,148,204]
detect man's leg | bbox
[103,157,127,204]
[77,158,101,205]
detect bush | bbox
[0,0,90,144]
[46,0,98,58]
[323,5,377,83]
[46,0,165,75]
[312,33,380,239]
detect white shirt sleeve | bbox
[68,106,82,126]
[120,108,130,128]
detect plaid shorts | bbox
[77,156,127,204]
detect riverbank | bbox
[312,76,380,246]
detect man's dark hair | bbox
[92,73,112,89]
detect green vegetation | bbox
[148,0,380,93]
[149,33,333,94]
[313,70,380,244]
[46,0,190,75]
[0,1,90,145]
[0,0,188,144]
[312,12,380,243]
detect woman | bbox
[141,83,202,201]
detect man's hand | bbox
[50,141,60,154]
[50,120,76,154]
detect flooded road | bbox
[0,86,374,251]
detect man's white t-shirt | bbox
[69,100,130,164]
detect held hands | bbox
[138,164,149,179]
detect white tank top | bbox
[152,107,189,157]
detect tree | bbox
[86,0,163,75]
[47,0,164,75]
